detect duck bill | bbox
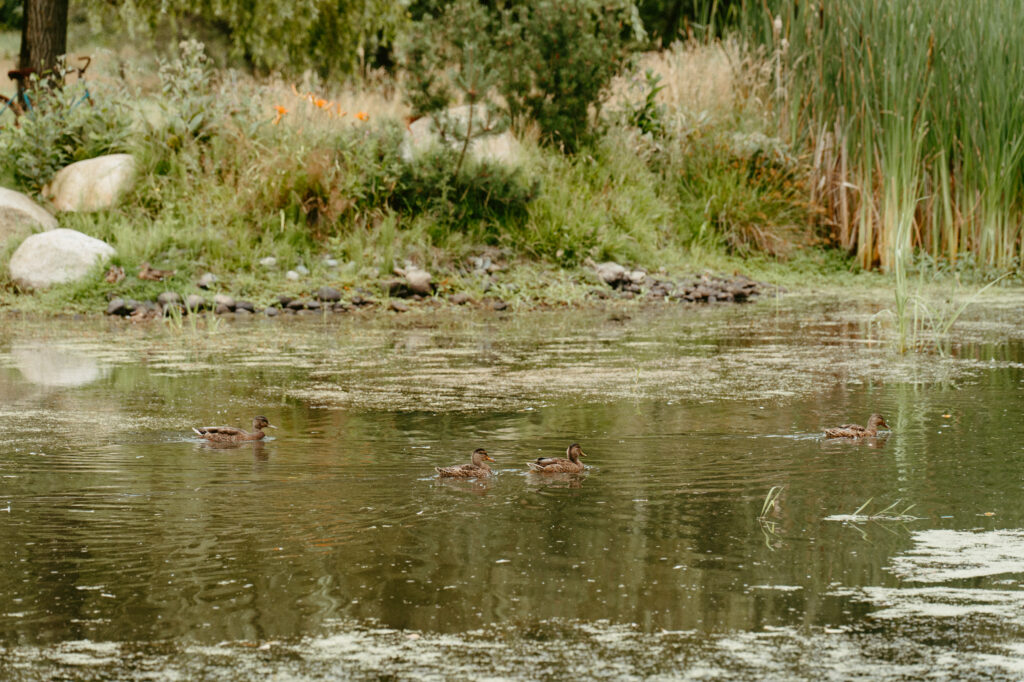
[484,455,496,462]
[267,424,278,429]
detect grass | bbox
[0,25,1019,317]
[755,0,1024,274]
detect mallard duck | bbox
[193,416,276,443]
[824,413,889,439]
[435,448,495,478]
[527,443,587,473]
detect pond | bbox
[1,293,1024,679]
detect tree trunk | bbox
[18,0,69,80]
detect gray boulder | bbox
[9,228,115,290]
[594,261,628,287]
[43,154,137,212]
[401,105,521,165]
[0,187,57,249]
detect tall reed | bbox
[744,0,1024,271]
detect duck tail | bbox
[192,427,203,436]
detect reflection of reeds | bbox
[844,498,918,523]
[757,485,783,550]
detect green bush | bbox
[403,0,644,152]
[0,73,131,193]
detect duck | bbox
[824,413,889,439]
[435,448,495,478]
[527,443,587,473]
[193,416,276,443]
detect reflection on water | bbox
[10,344,108,387]
[1,296,1024,679]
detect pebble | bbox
[259,257,277,268]
[317,286,342,302]
[197,272,218,289]
[277,294,294,307]
[295,265,310,276]
[449,292,471,305]
[286,270,300,281]
[235,300,255,312]
[235,308,253,316]
[324,258,340,268]
[157,292,182,306]
[404,268,433,295]
[389,299,410,313]
[186,294,206,312]
[492,300,509,311]
[106,298,133,316]
[214,303,233,315]
[213,294,236,311]
[264,307,279,317]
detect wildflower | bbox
[355,111,369,122]
[273,105,288,125]
[336,103,347,117]
[314,97,331,109]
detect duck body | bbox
[193,416,276,443]
[528,443,587,473]
[436,448,495,478]
[824,413,889,439]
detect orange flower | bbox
[355,111,369,122]
[272,105,288,125]
[336,103,347,117]
[314,97,331,109]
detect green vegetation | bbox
[1,0,1022,319]
[756,0,1024,273]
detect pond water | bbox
[1,294,1023,679]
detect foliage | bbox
[636,0,745,45]
[626,69,666,137]
[0,0,20,30]
[82,0,408,77]
[0,70,131,193]
[495,0,645,150]
[403,0,644,152]
[752,0,1024,272]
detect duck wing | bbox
[824,424,867,439]
[436,464,488,478]
[528,457,583,473]
[193,425,245,437]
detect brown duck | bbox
[193,416,276,443]
[435,448,495,478]
[527,443,587,473]
[824,413,889,439]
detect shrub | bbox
[403,0,644,152]
[0,69,131,193]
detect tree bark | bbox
[19,0,69,78]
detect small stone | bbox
[306,300,321,311]
[235,300,255,312]
[324,258,339,268]
[260,257,277,268]
[350,295,376,307]
[448,292,471,305]
[295,265,310,276]
[197,272,218,289]
[215,303,232,315]
[235,308,253,316]
[404,268,433,295]
[296,308,317,316]
[491,300,509,311]
[595,261,628,287]
[331,302,349,313]
[157,291,182,306]
[287,299,308,310]
[588,288,610,299]
[389,299,409,313]
[629,270,646,284]
[213,294,236,311]
[185,294,206,312]
[286,270,300,281]
[106,297,132,316]
[316,286,342,302]
[264,307,279,317]
[277,294,294,307]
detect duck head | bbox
[472,448,495,465]
[566,443,587,462]
[867,414,889,430]
[253,415,277,432]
